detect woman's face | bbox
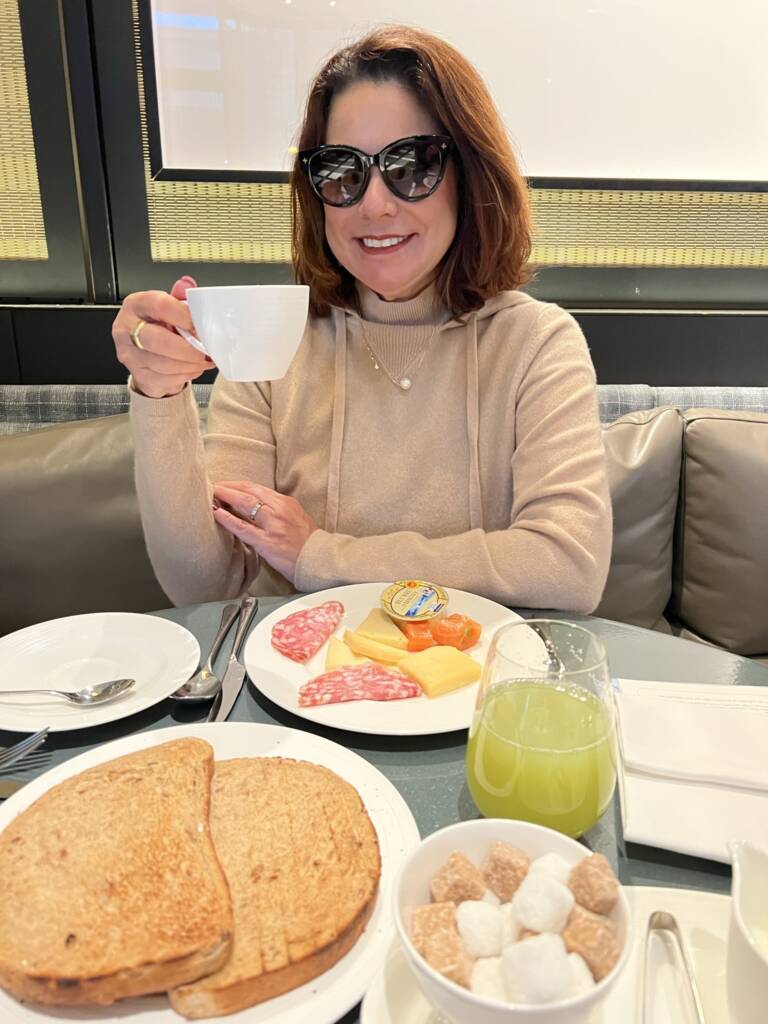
[323,80,458,302]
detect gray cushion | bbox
[0,383,213,434]
[596,407,683,628]
[670,408,768,656]
[0,413,168,634]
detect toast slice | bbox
[169,756,381,1019]
[0,738,232,1006]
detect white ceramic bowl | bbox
[394,819,632,1024]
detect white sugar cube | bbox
[568,952,596,995]
[502,933,572,1004]
[456,900,504,958]
[470,956,507,1001]
[500,902,522,947]
[482,887,501,907]
[528,852,573,885]
[511,871,575,934]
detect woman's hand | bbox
[112,276,213,398]
[212,481,319,583]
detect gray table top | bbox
[3,597,767,1023]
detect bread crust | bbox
[169,757,381,1019]
[0,738,233,1006]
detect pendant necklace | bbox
[362,323,443,391]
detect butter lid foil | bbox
[381,580,448,622]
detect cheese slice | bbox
[325,636,370,671]
[343,630,406,665]
[398,646,481,698]
[354,608,408,650]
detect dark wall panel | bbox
[3,306,767,386]
[576,313,768,386]
[0,311,20,383]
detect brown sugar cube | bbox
[430,851,486,904]
[481,841,530,902]
[568,853,619,915]
[561,904,620,981]
[411,902,473,988]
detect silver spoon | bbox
[643,910,706,1024]
[527,621,566,676]
[171,603,240,701]
[0,678,135,705]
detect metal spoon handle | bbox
[643,911,706,1024]
[205,604,240,673]
[0,689,73,699]
[228,596,259,663]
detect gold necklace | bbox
[362,323,443,391]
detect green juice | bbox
[466,680,616,838]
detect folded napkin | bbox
[615,679,768,864]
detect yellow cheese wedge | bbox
[354,608,408,650]
[344,629,406,665]
[398,646,481,698]
[325,636,370,671]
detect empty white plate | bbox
[0,612,199,732]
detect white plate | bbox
[243,584,523,736]
[0,721,420,1024]
[361,885,730,1024]
[0,613,200,733]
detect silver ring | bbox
[248,501,264,522]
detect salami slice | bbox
[298,663,421,707]
[271,600,344,662]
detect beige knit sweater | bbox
[130,285,612,612]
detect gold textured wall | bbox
[0,0,47,261]
[132,2,767,268]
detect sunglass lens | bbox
[384,139,445,199]
[309,148,365,206]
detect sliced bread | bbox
[169,756,381,1018]
[0,737,232,1006]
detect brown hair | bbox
[291,25,534,319]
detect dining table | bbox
[2,595,767,1024]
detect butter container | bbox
[381,580,448,622]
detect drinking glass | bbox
[465,619,617,837]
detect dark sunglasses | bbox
[299,134,453,207]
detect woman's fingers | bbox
[112,280,214,397]
[213,506,271,542]
[122,319,209,365]
[213,484,277,522]
[122,289,196,333]
[170,275,197,301]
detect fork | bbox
[0,727,50,772]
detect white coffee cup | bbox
[177,284,309,382]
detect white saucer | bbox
[361,885,730,1024]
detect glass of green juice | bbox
[465,620,616,838]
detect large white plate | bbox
[0,613,199,733]
[243,584,523,736]
[0,722,420,1024]
[361,885,730,1024]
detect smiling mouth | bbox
[356,234,415,254]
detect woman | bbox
[112,26,611,611]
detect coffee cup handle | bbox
[176,325,208,356]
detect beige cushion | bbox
[670,408,768,656]
[0,414,168,634]
[595,407,683,628]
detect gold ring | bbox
[129,319,147,349]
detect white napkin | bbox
[615,679,768,864]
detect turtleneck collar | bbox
[356,281,447,326]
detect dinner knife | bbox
[207,596,259,723]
